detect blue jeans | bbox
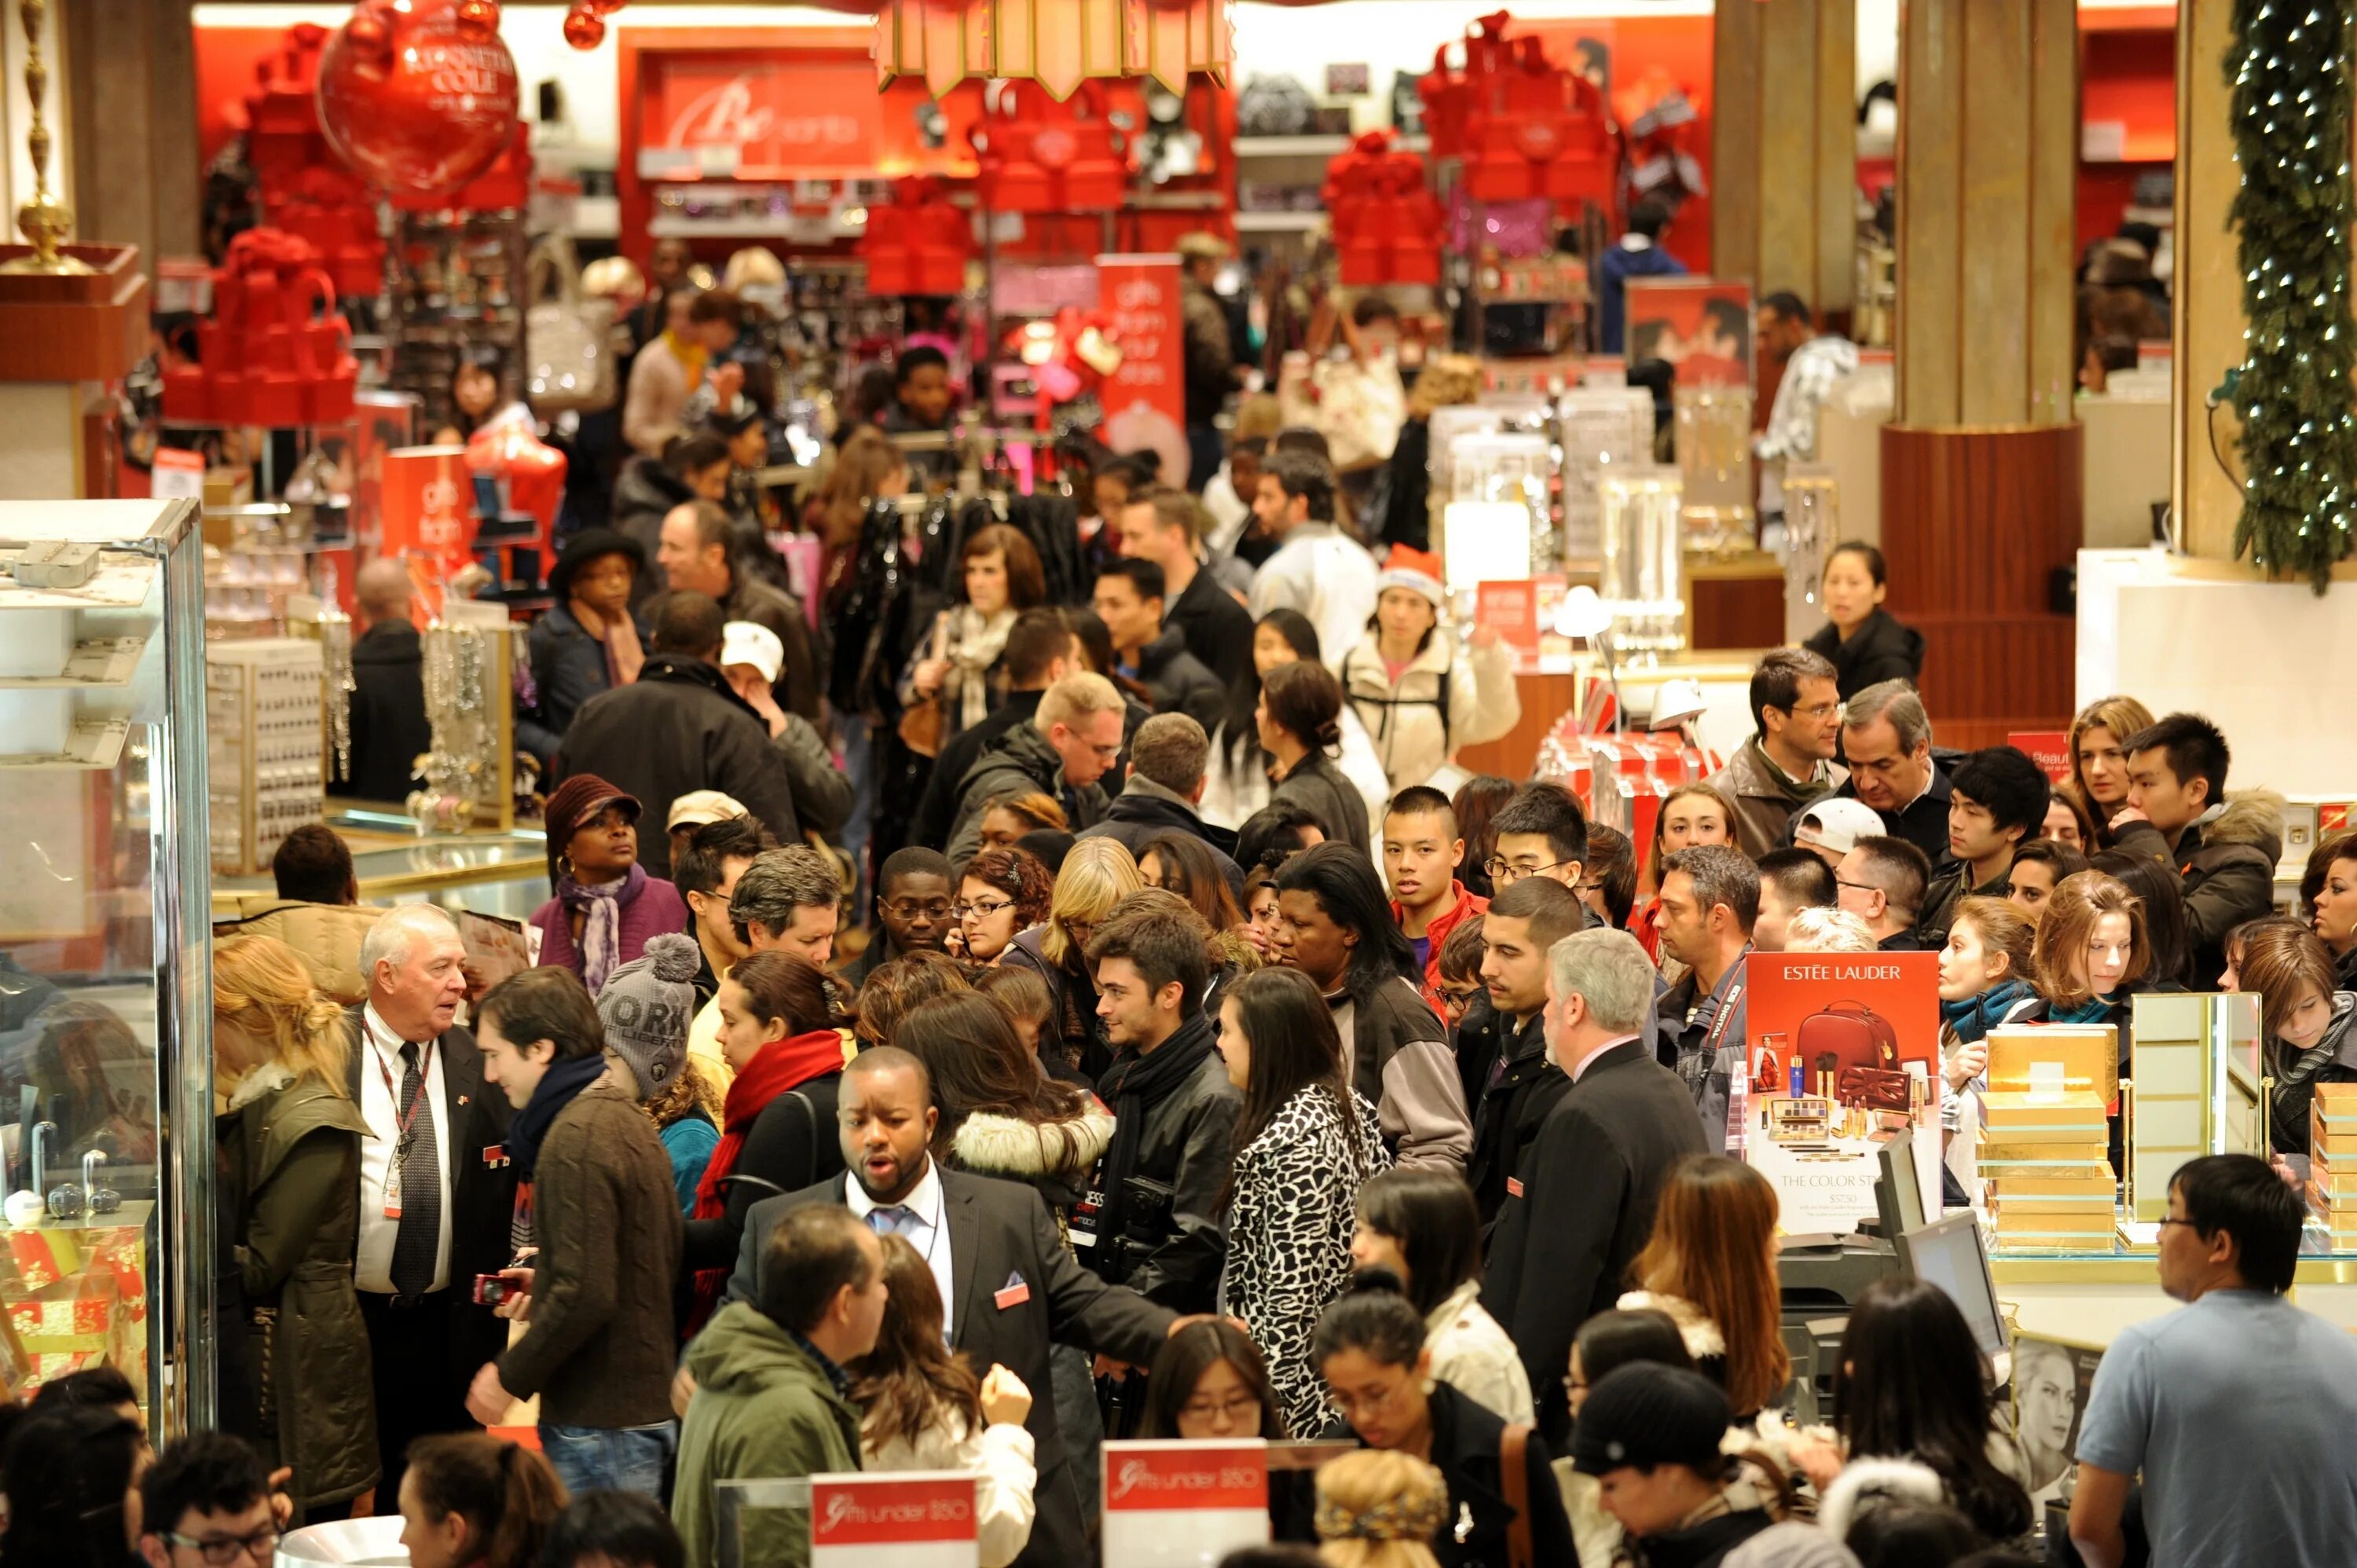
[537,1420,675,1500]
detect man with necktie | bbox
[709,1047,1177,1568]
[346,905,516,1511]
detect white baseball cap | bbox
[1794,797,1886,855]
[719,620,785,685]
[668,790,750,832]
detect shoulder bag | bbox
[1499,1420,1534,1568]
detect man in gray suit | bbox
[709,1047,1175,1568]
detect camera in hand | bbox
[472,1273,513,1307]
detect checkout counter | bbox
[211,808,551,921]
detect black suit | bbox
[1481,1037,1707,1443]
[342,1009,516,1509]
[725,1164,1175,1568]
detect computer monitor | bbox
[1875,1141,1928,1240]
[1898,1212,2008,1357]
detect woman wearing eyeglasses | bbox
[998,838,1145,1079]
[1307,1273,1576,1567]
[952,847,1054,968]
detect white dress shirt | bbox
[846,1156,953,1341]
[1569,1031,1643,1085]
[354,1003,455,1295]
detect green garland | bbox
[2227,0,2357,592]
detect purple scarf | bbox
[558,861,646,996]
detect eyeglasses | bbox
[885,899,953,921]
[1483,857,1568,885]
[952,898,1016,921]
[164,1526,281,1566]
[2156,1216,2198,1231]
[1835,877,1881,896]
[1325,1379,1410,1420]
[1179,1391,1265,1426]
[1437,984,1485,1011]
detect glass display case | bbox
[0,498,213,1435]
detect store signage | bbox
[808,1471,977,1568]
[1094,254,1189,486]
[1624,277,1754,390]
[639,57,896,180]
[1100,1442,1270,1567]
[379,445,478,618]
[149,449,204,502]
[2007,731,2073,784]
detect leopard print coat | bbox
[1221,1083,1390,1437]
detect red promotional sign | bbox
[1624,277,1754,390]
[2008,731,2073,784]
[809,1472,977,1547]
[378,445,477,619]
[1094,254,1190,490]
[1103,1442,1267,1512]
[1477,580,1541,670]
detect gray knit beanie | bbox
[596,932,701,1097]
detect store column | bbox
[1882,0,2080,746]
[1710,0,1855,324]
[61,0,200,277]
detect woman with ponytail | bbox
[1261,658,1373,856]
[398,1433,567,1568]
[212,933,377,1519]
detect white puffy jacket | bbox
[1340,628,1521,795]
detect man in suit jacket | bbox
[717,1047,1175,1568]
[1483,927,1708,1445]
[346,905,518,1511]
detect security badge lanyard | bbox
[372,1035,435,1222]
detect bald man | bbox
[332,559,434,803]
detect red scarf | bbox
[694,1030,847,1218]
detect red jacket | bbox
[1392,882,1489,1015]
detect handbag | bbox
[1499,1420,1534,1568]
[524,235,617,415]
[1279,350,1406,473]
[896,614,950,758]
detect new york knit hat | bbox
[596,931,701,1098]
[1570,1363,1730,1477]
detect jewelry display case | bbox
[0,498,216,1435]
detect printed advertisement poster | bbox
[379,445,478,620]
[2002,1335,2103,1514]
[1741,951,1942,1233]
[1094,254,1189,488]
[808,1471,977,1568]
[1624,277,1754,390]
[1101,1441,1270,1568]
[2007,731,2073,785]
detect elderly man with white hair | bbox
[346,903,518,1513]
[1481,926,1710,1445]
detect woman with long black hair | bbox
[1270,844,1471,1173]
[1214,968,1389,1435]
[1201,609,1389,835]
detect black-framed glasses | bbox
[952,898,1016,921]
[164,1526,281,1566]
[1835,877,1882,896]
[1437,984,1485,1011]
[1483,857,1567,885]
[885,899,953,921]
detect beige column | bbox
[2171,0,2252,563]
[1711,0,1857,321]
[63,0,198,277]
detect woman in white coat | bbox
[855,1233,1039,1568]
[1340,548,1519,798]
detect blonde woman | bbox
[213,933,376,1519]
[998,837,1143,1078]
[1314,1449,1450,1568]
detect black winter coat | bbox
[1459,1001,1568,1227]
[1306,1382,1578,1568]
[1086,1022,1242,1315]
[516,603,625,767]
[1134,624,1226,734]
[612,457,696,606]
[332,621,432,804]
[1073,781,1246,899]
[553,654,800,877]
[947,723,1113,870]
[1167,564,1256,693]
[1802,607,1926,699]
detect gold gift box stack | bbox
[1978,1026,2120,1251]
[2311,1083,2357,1248]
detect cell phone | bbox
[472,1273,512,1307]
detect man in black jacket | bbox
[1916,746,2051,948]
[1075,713,1246,897]
[909,607,1080,852]
[1080,899,1241,1311]
[1485,926,1708,1444]
[1461,877,1588,1225]
[2113,713,2285,987]
[346,904,516,1511]
[718,1048,1175,1568]
[333,558,432,804]
[1115,489,1255,690]
[650,497,826,723]
[554,592,798,877]
[945,674,1124,868]
[1091,559,1224,734]
[1819,679,1954,865]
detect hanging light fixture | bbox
[874,0,1232,100]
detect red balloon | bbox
[455,0,501,38]
[562,7,606,49]
[316,2,520,195]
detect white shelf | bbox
[1234,134,1428,157]
[1233,211,1325,233]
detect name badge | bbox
[482,1145,509,1169]
[1506,1176,1525,1199]
[995,1271,1030,1310]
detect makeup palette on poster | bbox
[1739,951,1944,1234]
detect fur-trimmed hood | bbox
[951,1101,1116,1187]
[2202,789,2286,855]
[1617,1289,1728,1361]
[1815,1456,1948,1542]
